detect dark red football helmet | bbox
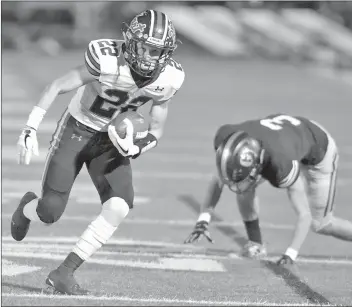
[216,131,265,194]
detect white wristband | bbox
[197,212,211,223]
[26,106,46,130]
[285,247,298,261]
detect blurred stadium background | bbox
[2,1,352,306]
[3,0,352,68]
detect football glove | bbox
[107,119,140,158]
[276,254,294,266]
[184,221,214,244]
[241,241,267,259]
[17,127,39,165]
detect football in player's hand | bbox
[113,110,149,141]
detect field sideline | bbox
[2,51,352,306]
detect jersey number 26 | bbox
[260,115,301,131]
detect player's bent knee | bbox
[311,217,333,235]
[36,193,68,224]
[101,197,130,227]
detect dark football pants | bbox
[36,110,134,224]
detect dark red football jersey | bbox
[214,114,329,188]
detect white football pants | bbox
[302,123,339,225]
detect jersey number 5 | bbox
[260,115,301,130]
[90,89,150,119]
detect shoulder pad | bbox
[84,41,101,78]
[151,59,185,103]
[84,39,123,78]
[163,59,185,91]
[264,156,300,189]
[277,160,300,188]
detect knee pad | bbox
[101,197,130,227]
[311,216,333,235]
[37,192,67,224]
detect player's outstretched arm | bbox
[280,175,312,264]
[184,176,224,244]
[37,64,96,112]
[18,65,96,165]
[201,176,224,216]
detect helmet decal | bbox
[165,20,176,47]
[130,18,147,35]
[238,147,255,167]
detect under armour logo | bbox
[154,86,164,92]
[71,134,82,141]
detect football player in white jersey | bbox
[11,10,185,295]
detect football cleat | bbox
[46,268,89,295]
[241,241,267,259]
[11,191,38,241]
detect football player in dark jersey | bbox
[185,114,352,265]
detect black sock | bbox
[244,219,262,244]
[58,252,84,273]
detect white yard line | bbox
[3,237,352,265]
[1,194,149,205]
[2,259,41,277]
[2,251,226,272]
[2,242,231,260]
[1,214,295,229]
[1,235,203,249]
[0,293,327,306]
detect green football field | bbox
[2,50,352,306]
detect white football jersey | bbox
[68,39,185,131]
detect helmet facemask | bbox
[227,161,263,194]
